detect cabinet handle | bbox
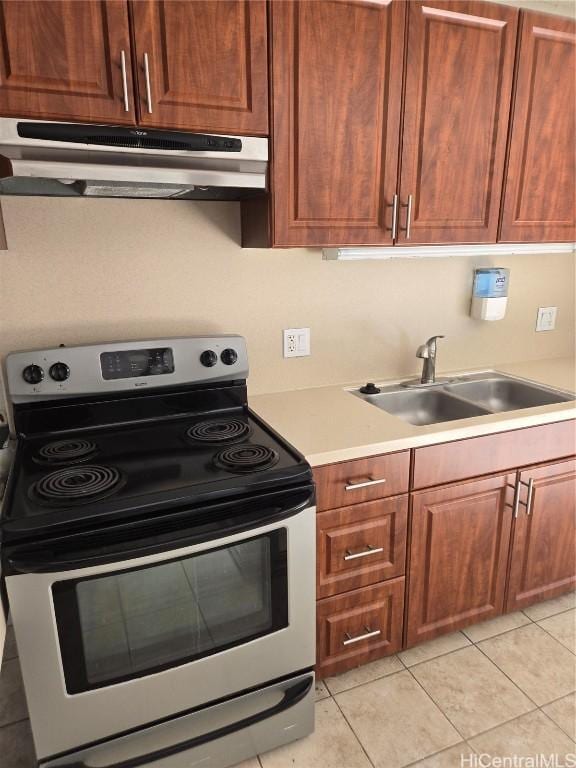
[517,477,535,515]
[143,52,153,114]
[342,626,381,646]
[511,480,521,518]
[120,50,130,112]
[345,477,387,491]
[391,193,399,240]
[344,544,384,561]
[405,194,413,239]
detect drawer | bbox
[313,451,410,511]
[316,578,404,679]
[413,420,576,489]
[317,496,407,599]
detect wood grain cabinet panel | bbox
[406,474,516,646]
[268,0,405,246]
[499,11,576,242]
[130,0,268,135]
[313,451,410,512]
[413,420,576,489]
[398,1,518,244]
[317,496,407,599]
[316,578,405,679]
[0,0,135,123]
[506,459,576,611]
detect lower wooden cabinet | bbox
[506,459,576,611]
[406,473,516,647]
[315,422,576,681]
[316,578,404,679]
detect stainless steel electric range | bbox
[1,336,316,768]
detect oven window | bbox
[52,531,288,694]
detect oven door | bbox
[6,489,315,760]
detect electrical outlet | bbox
[283,328,311,358]
[536,306,557,332]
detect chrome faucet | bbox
[416,335,444,385]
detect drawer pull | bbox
[342,626,381,646]
[344,544,384,561]
[345,477,387,491]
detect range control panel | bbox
[5,336,248,403]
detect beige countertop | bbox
[251,357,576,466]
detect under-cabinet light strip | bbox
[323,243,575,260]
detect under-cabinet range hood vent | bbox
[0,119,268,200]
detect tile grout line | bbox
[472,635,546,710]
[409,656,542,745]
[402,740,479,768]
[405,664,473,744]
[521,603,576,624]
[330,685,379,768]
[397,638,472,671]
[0,716,30,731]
[537,702,576,745]
[533,622,576,657]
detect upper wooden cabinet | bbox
[257,0,521,247]
[130,0,268,135]
[267,0,405,246]
[0,0,268,136]
[0,0,136,124]
[398,1,518,244]
[499,11,576,242]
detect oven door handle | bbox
[7,485,315,574]
[64,675,313,768]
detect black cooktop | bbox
[3,407,311,540]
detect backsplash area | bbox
[0,197,574,395]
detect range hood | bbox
[0,119,268,200]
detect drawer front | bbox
[316,578,404,679]
[317,496,407,599]
[413,420,576,489]
[313,451,410,511]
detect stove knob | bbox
[49,362,70,382]
[22,364,44,384]
[220,348,238,366]
[200,350,218,368]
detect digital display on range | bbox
[100,348,175,380]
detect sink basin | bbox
[351,371,575,426]
[443,377,574,413]
[357,388,490,426]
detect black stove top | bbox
[3,407,311,541]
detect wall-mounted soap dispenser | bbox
[471,268,509,321]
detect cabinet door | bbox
[398,1,518,244]
[499,12,576,242]
[130,0,268,135]
[269,0,405,246]
[406,474,515,647]
[0,1,135,123]
[506,459,576,612]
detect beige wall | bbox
[0,197,574,396]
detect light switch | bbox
[536,306,557,332]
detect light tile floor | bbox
[2,595,575,768]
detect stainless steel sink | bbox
[443,376,574,413]
[354,388,490,426]
[351,372,575,426]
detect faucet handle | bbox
[416,335,444,359]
